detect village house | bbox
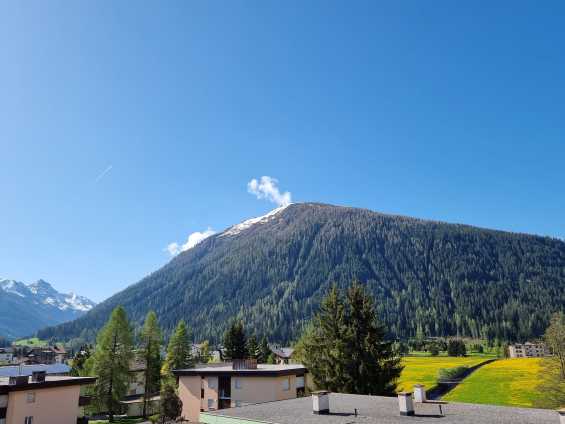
[174,360,308,423]
[0,371,95,424]
[508,342,550,358]
[11,346,67,365]
[270,347,295,364]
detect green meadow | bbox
[397,356,491,392]
[13,337,48,347]
[444,358,544,408]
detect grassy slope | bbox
[13,337,48,347]
[397,356,491,392]
[444,358,544,407]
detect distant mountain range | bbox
[0,278,95,339]
[38,203,565,344]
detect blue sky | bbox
[1,1,564,302]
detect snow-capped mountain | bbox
[0,278,96,339]
[220,204,292,237]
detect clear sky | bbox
[1,1,564,303]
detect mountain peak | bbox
[220,203,293,237]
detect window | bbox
[282,377,290,391]
[234,378,242,389]
[208,377,217,389]
[234,400,242,407]
[201,388,205,399]
[26,393,35,403]
[296,376,305,388]
[25,417,34,424]
[207,399,214,410]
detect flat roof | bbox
[0,375,96,394]
[0,363,70,377]
[174,363,307,377]
[203,393,558,424]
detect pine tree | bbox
[223,321,248,360]
[257,336,271,364]
[295,285,348,391]
[246,335,259,359]
[140,311,162,418]
[296,283,402,395]
[162,320,193,381]
[160,383,183,423]
[91,306,134,422]
[342,283,402,395]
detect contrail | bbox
[94,165,113,183]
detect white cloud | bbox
[247,176,292,207]
[166,227,216,256]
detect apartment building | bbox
[508,342,550,358]
[120,358,159,416]
[0,371,95,424]
[174,360,308,422]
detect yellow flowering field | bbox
[396,356,490,392]
[444,358,543,407]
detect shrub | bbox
[438,366,469,381]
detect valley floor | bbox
[443,358,544,408]
[397,355,492,392]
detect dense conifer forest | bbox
[38,203,565,344]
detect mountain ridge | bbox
[37,202,565,344]
[0,278,95,339]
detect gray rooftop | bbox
[204,393,558,424]
[0,363,70,377]
[175,363,307,376]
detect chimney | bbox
[413,384,426,402]
[398,392,414,416]
[312,391,330,415]
[32,371,46,383]
[9,376,29,386]
[557,408,565,424]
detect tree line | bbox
[72,308,190,422]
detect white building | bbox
[508,342,549,358]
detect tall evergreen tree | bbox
[162,320,193,381]
[295,285,348,391]
[160,383,183,423]
[140,311,162,418]
[342,283,402,395]
[296,283,402,395]
[257,336,271,364]
[246,335,259,359]
[92,306,134,422]
[223,321,248,360]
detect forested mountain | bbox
[38,203,565,344]
[0,278,95,338]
